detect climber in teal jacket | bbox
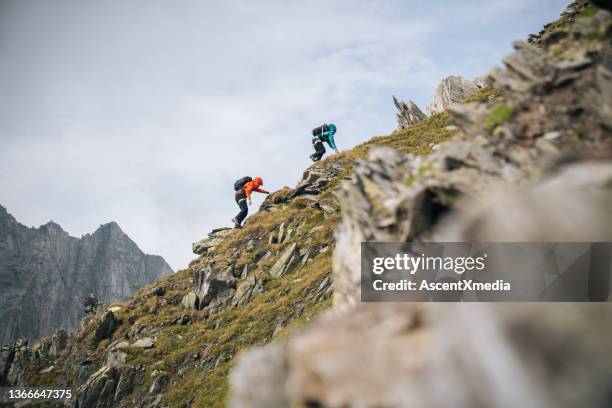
[310,123,338,162]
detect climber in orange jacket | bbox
[232,176,269,228]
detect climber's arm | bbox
[327,132,338,152]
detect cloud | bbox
[0,0,568,269]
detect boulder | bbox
[131,338,154,349]
[292,164,343,197]
[426,75,479,116]
[473,74,492,89]
[149,374,170,394]
[73,360,95,389]
[49,329,68,357]
[393,96,427,129]
[193,266,237,310]
[93,312,119,344]
[319,204,337,214]
[270,243,298,278]
[172,314,191,325]
[0,346,15,385]
[277,222,286,244]
[6,343,29,387]
[76,365,120,408]
[114,367,138,403]
[143,286,165,297]
[106,349,127,367]
[229,342,290,408]
[181,291,199,309]
[435,161,612,242]
[192,228,233,255]
[259,186,292,212]
[231,303,612,408]
[32,336,51,361]
[232,276,264,307]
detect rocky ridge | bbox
[393,75,492,130]
[10,100,457,406]
[393,96,427,129]
[0,208,173,345]
[230,2,612,407]
[426,75,480,116]
[6,2,610,407]
[6,156,352,407]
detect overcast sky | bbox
[0,0,568,270]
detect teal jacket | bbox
[313,124,337,150]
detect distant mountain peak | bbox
[0,204,173,344]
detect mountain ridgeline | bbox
[1,1,611,407]
[0,205,173,345]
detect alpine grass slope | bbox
[2,1,611,407]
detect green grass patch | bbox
[578,5,598,18]
[484,104,513,134]
[463,85,499,103]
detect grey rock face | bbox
[230,8,612,407]
[181,291,199,309]
[131,337,154,349]
[231,303,612,408]
[0,206,173,345]
[232,275,264,307]
[49,329,68,357]
[93,312,119,345]
[193,265,237,310]
[76,365,119,408]
[4,338,30,387]
[192,228,233,255]
[230,342,290,408]
[270,243,298,278]
[292,164,342,198]
[473,74,492,89]
[426,75,479,116]
[436,161,612,242]
[0,345,15,386]
[332,140,523,312]
[393,96,427,129]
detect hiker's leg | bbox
[312,141,326,161]
[235,197,248,224]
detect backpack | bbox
[234,176,252,191]
[312,123,329,137]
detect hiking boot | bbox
[232,217,242,229]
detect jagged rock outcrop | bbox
[188,159,342,311]
[8,3,608,406]
[473,74,492,89]
[426,75,479,116]
[0,206,173,344]
[230,4,612,407]
[393,96,427,129]
[192,228,233,255]
[436,161,612,242]
[93,312,120,345]
[231,301,612,408]
[269,242,298,278]
[75,365,142,408]
[193,264,237,312]
[291,164,343,198]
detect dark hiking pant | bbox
[235,191,248,224]
[311,140,326,161]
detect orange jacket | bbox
[243,177,269,200]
